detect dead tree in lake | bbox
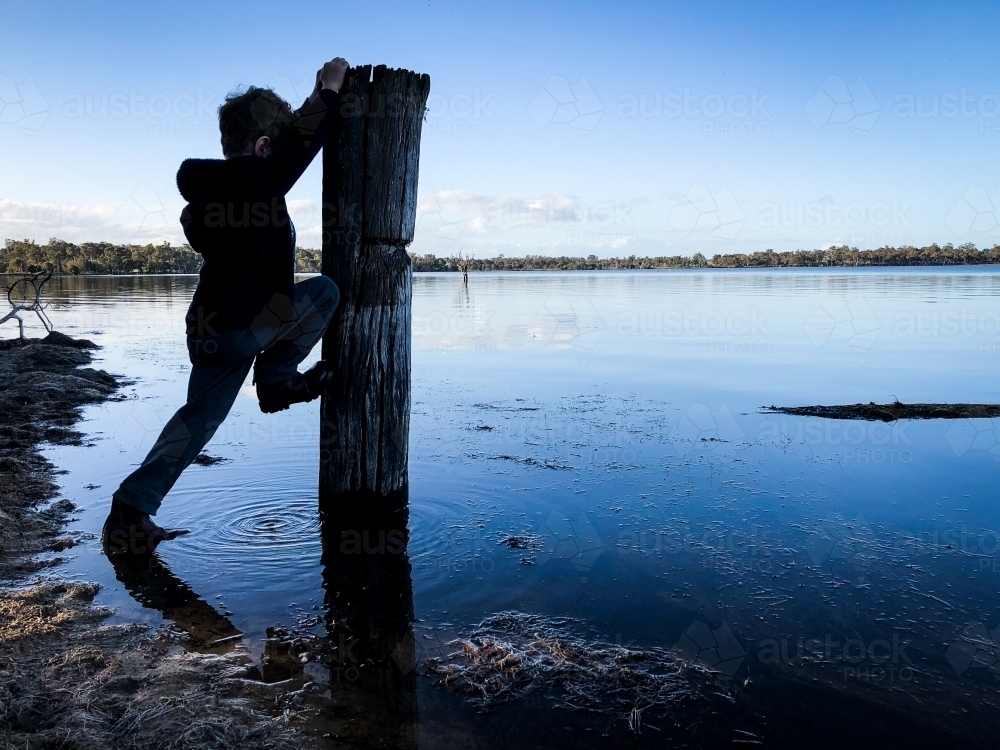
[319,65,430,515]
[454,250,473,285]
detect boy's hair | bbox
[218,86,296,158]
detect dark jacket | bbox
[177,89,339,335]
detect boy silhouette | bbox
[103,57,349,555]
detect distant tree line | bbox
[4,239,1000,276]
[703,244,1000,268]
[407,252,708,272]
[408,244,1000,271]
[1,239,203,275]
[0,239,322,275]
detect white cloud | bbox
[286,198,322,246]
[0,195,327,248]
[0,195,184,245]
[414,189,636,248]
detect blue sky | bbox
[2,0,1000,257]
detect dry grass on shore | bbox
[1,579,325,750]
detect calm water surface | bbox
[17,269,1000,746]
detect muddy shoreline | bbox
[0,333,330,749]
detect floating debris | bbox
[473,402,541,412]
[193,453,231,466]
[499,534,543,551]
[762,401,1000,422]
[467,453,574,471]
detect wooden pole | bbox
[320,65,430,515]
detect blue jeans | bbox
[114,276,339,516]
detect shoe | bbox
[256,361,333,414]
[102,498,188,556]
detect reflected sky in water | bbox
[18,268,1000,746]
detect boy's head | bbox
[218,86,296,159]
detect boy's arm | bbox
[298,57,348,112]
[267,58,348,195]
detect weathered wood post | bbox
[320,65,430,515]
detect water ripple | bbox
[174,493,321,569]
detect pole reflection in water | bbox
[315,507,418,748]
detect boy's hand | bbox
[316,57,349,94]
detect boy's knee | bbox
[295,275,339,321]
[317,277,339,313]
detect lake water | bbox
[15,268,1000,747]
